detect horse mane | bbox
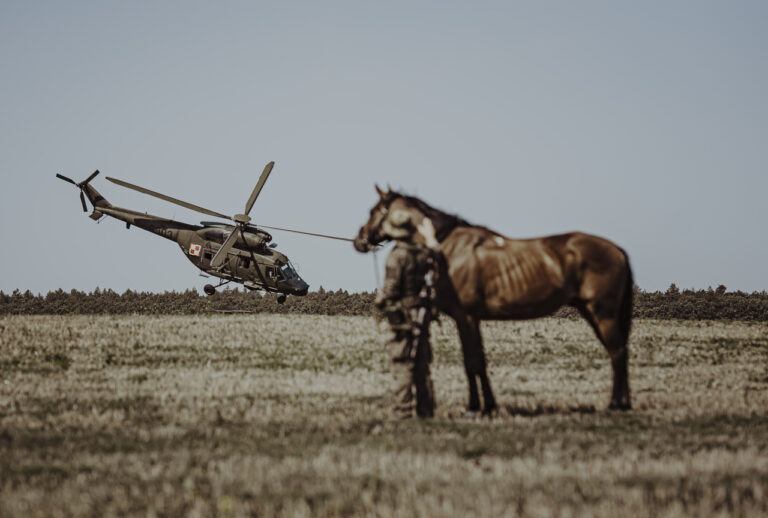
[394,193,472,242]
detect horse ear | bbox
[386,184,392,193]
[375,184,385,199]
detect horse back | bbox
[439,227,629,319]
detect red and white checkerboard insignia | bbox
[189,244,201,256]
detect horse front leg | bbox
[457,314,496,416]
[464,361,481,415]
[478,370,497,416]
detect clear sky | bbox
[1,1,766,295]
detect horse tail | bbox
[619,250,634,346]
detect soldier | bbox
[374,219,437,419]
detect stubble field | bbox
[1,314,767,517]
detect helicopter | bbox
[56,162,353,303]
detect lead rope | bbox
[372,248,381,292]
[371,248,385,327]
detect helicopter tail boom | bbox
[82,182,112,210]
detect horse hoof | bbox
[481,406,498,419]
[609,400,632,411]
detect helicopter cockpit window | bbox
[280,263,297,279]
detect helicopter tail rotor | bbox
[56,171,100,212]
[55,173,78,186]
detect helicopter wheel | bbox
[203,284,216,296]
[277,294,287,304]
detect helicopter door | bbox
[237,255,251,277]
[200,247,216,268]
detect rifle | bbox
[409,254,436,360]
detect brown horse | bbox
[354,186,634,415]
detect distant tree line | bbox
[0,287,375,317]
[1,284,767,320]
[554,284,768,321]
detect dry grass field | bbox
[1,314,767,517]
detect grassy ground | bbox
[1,314,767,517]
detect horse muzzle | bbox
[353,234,373,253]
[355,226,386,252]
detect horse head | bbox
[353,185,439,253]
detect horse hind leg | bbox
[579,305,631,410]
[608,339,630,410]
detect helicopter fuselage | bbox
[89,197,309,296]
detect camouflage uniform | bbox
[375,241,436,418]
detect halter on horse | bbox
[355,186,634,415]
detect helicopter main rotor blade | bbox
[244,161,274,216]
[79,191,88,212]
[257,225,355,242]
[210,228,240,269]
[105,176,231,221]
[56,173,78,185]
